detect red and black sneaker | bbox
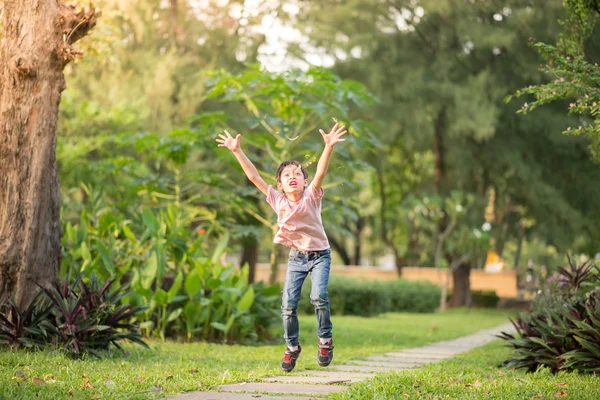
[318,340,334,367]
[281,345,302,373]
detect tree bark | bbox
[0,2,98,307]
[329,235,351,265]
[240,238,258,284]
[450,263,472,307]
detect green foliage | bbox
[0,292,54,349]
[299,277,441,317]
[507,0,600,161]
[61,186,280,343]
[447,290,501,308]
[499,257,600,372]
[0,274,147,359]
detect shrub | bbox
[499,257,600,373]
[299,277,441,317]
[0,273,148,358]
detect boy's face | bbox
[278,164,307,194]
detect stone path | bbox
[169,323,514,400]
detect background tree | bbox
[0,2,98,306]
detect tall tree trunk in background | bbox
[240,238,258,284]
[0,3,98,307]
[433,107,447,192]
[450,263,472,307]
[376,162,404,276]
[329,236,351,265]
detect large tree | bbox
[0,2,98,306]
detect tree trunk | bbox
[0,3,98,307]
[268,239,281,285]
[513,224,525,270]
[329,235,351,265]
[450,263,472,307]
[240,238,258,284]
[433,106,447,193]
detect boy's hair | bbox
[276,160,308,182]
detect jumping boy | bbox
[216,123,347,372]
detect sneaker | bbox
[281,345,302,372]
[318,340,334,367]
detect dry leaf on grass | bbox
[473,380,482,387]
[554,392,568,398]
[531,395,543,399]
[554,383,567,388]
[81,375,94,389]
[32,377,45,385]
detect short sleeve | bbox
[306,182,324,200]
[266,185,284,212]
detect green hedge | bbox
[298,276,441,317]
[446,289,500,308]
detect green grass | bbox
[329,340,600,400]
[0,309,512,399]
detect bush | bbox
[499,257,600,373]
[0,273,148,358]
[298,277,441,317]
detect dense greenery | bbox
[51,0,600,289]
[299,277,441,316]
[0,309,509,399]
[499,258,600,373]
[0,274,147,358]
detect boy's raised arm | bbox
[312,123,347,190]
[216,130,269,196]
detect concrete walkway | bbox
[170,323,514,400]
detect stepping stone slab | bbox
[218,383,348,395]
[325,365,402,373]
[296,370,375,379]
[170,393,316,400]
[365,356,437,364]
[384,352,452,359]
[263,375,365,384]
[347,360,420,368]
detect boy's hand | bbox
[319,123,347,148]
[216,130,241,152]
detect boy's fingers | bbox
[217,134,227,140]
[338,138,346,142]
[224,130,232,138]
[235,134,241,140]
[319,129,327,136]
[338,130,347,136]
[337,126,346,134]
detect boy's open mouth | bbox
[289,181,298,187]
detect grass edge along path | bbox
[328,340,600,400]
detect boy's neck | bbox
[285,191,303,202]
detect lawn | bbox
[329,340,600,400]
[0,309,512,399]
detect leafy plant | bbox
[499,258,600,372]
[40,273,147,358]
[0,291,54,348]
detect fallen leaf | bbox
[554,392,567,398]
[473,380,482,387]
[67,388,74,397]
[32,377,45,385]
[90,395,101,400]
[531,395,543,399]
[486,376,494,381]
[498,370,505,376]
[13,370,27,381]
[554,383,567,388]
[133,377,145,382]
[44,374,56,383]
[190,369,199,374]
[81,375,94,389]
[403,394,410,399]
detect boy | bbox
[216,123,347,372]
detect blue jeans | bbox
[281,248,332,348]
